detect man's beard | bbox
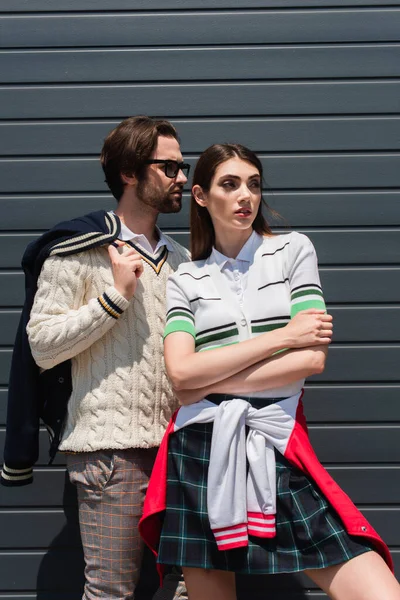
[136,175,182,214]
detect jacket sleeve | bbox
[27,252,130,369]
[0,303,41,486]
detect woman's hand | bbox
[284,309,333,348]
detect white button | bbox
[240,319,247,326]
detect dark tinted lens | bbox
[164,161,191,178]
[181,163,191,178]
[165,161,179,178]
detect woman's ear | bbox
[121,172,137,186]
[192,184,207,207]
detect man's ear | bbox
[192,184,207,207]
[121,172,137,186]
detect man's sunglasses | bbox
[144,159,191,179]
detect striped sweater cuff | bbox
[212,523,249,551]
[97,286,130,320]
[1,464,33,486]
[247,512,276,538]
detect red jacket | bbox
[139,398,393,579]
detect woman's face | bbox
[194,157,262,233]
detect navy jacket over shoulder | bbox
[0,211,120,486]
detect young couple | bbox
[3,115,398,600]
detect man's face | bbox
[136,135,188,213]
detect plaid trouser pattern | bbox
[66,448,158,600]
[158,422,373,574]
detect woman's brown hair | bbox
[190,143,275,260]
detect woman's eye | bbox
[222,181,236,189]
[250,181,261,189]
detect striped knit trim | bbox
[125,241,169,275]
[195,323,239,351]
[164,306,196,339]
[167,305,195,320]
[247,512,276,538]
[212,523,249,550]
[290,284,326,316]
[291,284,324,301]
[251,315,290,335]
[261,240,290,258]
[189,296,221,303]
[50,212,119,256]
[97,292,124,320]
[179,272,211,281]
[1,464,33,483]
[258,278,289,292]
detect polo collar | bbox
[210,230,263,271]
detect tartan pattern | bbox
[157,422,373,574]
[66,448,158,600]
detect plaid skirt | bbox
[157,403,373,574]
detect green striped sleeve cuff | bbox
[164,307,196,340]
[291,284,326,317]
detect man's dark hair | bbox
[100,116,179,201]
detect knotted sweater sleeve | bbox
[27,252,129,370]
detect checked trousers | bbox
[66,448,158,600]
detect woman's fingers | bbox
[320,313,333,322]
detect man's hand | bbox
[108,242,144,300]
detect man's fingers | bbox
[108,244,142,263]
[122,248,142,259]
[130,259,143,272]
[108,244,119,259]
[135,262,144,278]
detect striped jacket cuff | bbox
[0,464,33,486]
[97,286,130,320]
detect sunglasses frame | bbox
[144,159,191,179]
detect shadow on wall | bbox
[35,470,162,600]
[36,470,85,600]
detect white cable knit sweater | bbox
[27,236,189,452]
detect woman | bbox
[140,144,399,600]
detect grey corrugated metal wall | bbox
[0,1,399,598]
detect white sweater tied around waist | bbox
[173,392,301,551]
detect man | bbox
[1,116,190,599]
